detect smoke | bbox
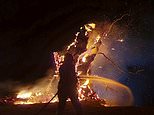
[0,80,21,97]
[90,20,154,105]
[0,68,57,98]
[90,21,129,80]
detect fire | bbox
[84,23,96,31]
[78,79,96,100]
[17,91,32,99]
[14,101,33,105]
[14,19,133,106]
[82,54,88,63]
[82,79,89,86]
[78,79,90,100]
[82,56,86,62]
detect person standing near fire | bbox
[57,53,83,115]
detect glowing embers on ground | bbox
[14,92,58,105]
[14,91,58,105]
[14,76,59,104]
[14,78,104,105]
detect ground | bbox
[0,101,154,115]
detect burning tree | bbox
[13,15,134,106]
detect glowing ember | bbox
[117,39,124,42]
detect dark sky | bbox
[0,0,153,105]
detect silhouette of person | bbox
[57,53,82,115]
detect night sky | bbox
[0,0,153,106]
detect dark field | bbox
[0,101,154,115]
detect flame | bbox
[85,23,96,31]
[82,56,87,62]
[82,54,89,63]
[78,79,100,101]
[17,91,32,99]
[80,79,89,89]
